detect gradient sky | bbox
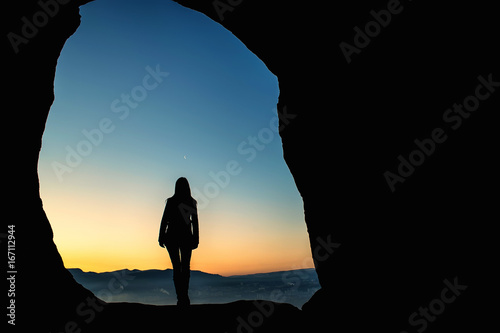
[38,0,313,276]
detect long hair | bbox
[173,177,192,200]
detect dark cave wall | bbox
[4,1,95,330]
[3,0,498,332]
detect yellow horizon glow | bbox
[41,171,314,277]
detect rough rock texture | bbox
[3,0,498,332]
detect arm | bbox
[158,201,169,247]
[191,201,199,248]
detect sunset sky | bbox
[38,0,313,276]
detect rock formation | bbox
[3,0,497,332]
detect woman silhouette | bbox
[158,177,199,306]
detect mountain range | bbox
[69,268,320,308]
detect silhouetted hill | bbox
[69,268,320,308]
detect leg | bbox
[167,245,181,269]
[178,245,192,305]
[180,245,192,274]
[166,245,183,303]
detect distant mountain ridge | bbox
[69,268,320,308]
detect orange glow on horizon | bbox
[42,178,313,277]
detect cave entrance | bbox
[38,0,314,305]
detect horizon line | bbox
[67,267,317,277]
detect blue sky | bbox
[38,0,312,275]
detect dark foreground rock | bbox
[86,300,304,333]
